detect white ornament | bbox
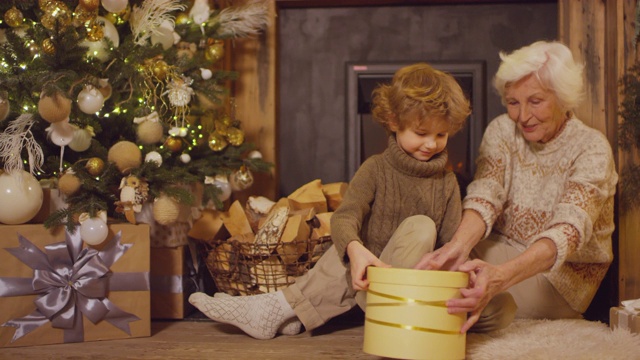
[101,0,128,13]
[77,85,105,114]
[180,153,191,164]
[200,68,212,80]
[81,39,110,62]
[150,20,176,50]
[145,151,163,166]
[248,150,263,159]
[98,16,119,47]
[168,126,181,136]
[69,127,93,152]
[205,175,231,202]
[79,216,109,245]
[189,0,211,24]
[165,77,194,107]
[47,120,74,146]
[0,170,43,225]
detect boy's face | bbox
[390,115,450,162]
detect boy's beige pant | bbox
[471,234,582,321]
[282,215,516,333]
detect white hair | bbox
[493,41,585,111]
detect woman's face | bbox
[504,74,567,143]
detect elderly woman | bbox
[415,40,618,333]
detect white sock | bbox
[189,291,296,340]
[214,292,303,336]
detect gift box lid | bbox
[367,267,468,288]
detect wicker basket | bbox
[205,236,332,295]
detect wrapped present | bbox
[150,245,197,319]
[610,303,640,334]
[0,223,150,348]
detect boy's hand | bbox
[346,241,390,291]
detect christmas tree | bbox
[0,0,272,236]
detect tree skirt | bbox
[466,318,640,360]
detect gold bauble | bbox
[205,40,225,63]
[107,141,142,174]
[85,157,105,176]
[225,127,245,146]
[58,172,82,196]
[164,136,183,153]
[38,92,72,123]
[29,42,41,57]
[152,195,181,226]
[40,4,72,31]
[151,60,169,80]
[213,119,229,136]
[74,5,97,25]
[137,120,164,145]
[208,132,228,152]
[4,7,24,28]
[229,166,254,191]
[39,0,55,9]
[85,19,104,41]
[42,38,56,54]
[175,12,190,25]
[78,0,100,11]
[103,4,131,26]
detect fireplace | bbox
[345,62,486,193]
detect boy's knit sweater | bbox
[464,114,618,313]
[332,136,462,263]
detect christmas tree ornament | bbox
[213,119,229,135]
[85,157,105,176]
[180,153,191,164]
[104,3,131,26]
[207,132,228,151]
[144,151,163,166]
[98,16,120,47]
[0,95,9,122]
[205,175,231,202]
[189,0,211,24]
[229,166,254,191]
[41,3,72,31]
[47,120,75,147]
[248,150,263,159]
[68,126,94,152]
[79,0,100,12]
[82,37,110,62]
[0,170,43,225]
[115,175,149,224]
[107,140,142,174]
[151,59,169,80]
[153,194,181,225]
[136,119,164,145]
[205,40,225,63]
[98,78,112,100]
[28,42,41,57]
[73,5,97,26]
[38,92,72,123]
[39,0,55,10]
[101,0,128,14]
[42,38,56,54]
[77,85,105,114]
[4,7,24,28]
[85,19,105,42]
[150,19,177,50]
[164,136,183,152]
[78,211,109,245]
[200,68,213,80]
[175,12,190,25]
[225,126,245,146]
[58,170,82,196]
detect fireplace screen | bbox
[346,62,486,193]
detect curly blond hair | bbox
[371,63,471,135]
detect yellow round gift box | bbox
[362,267,469,360]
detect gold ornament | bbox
[74,5,97,25]
[225,127,245,146]
[85,157,105,176]
[152,60,169,80]
[108,141,142,174]
[39,0,56,10]
[40,3,72,31]
[28,42,41,57]
[175,12,190,25]
[58,172,82,196]
[85,19,104,41]
[4,7,24,28]
[42,38,56,54]
[229,166,254,191]
[79,0,100,11]
[208,132,228,152]
[205,40,225,63]
[164,136,183,153]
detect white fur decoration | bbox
[212,0,270,38]
[130,0,186,47]
[0,114,43,175]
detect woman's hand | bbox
[413,240,468,271]
[447,259,508,333]
[346,241,390,291]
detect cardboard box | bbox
[150,246,197,319]
[0,223,150,347]
[610,307,640,334]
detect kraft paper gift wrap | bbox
[150,245,197,319]
[610,306,640,334]
[363,267,469,360]
[0,223,150,348]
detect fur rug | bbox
[465,318,640,360]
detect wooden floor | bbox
[0,310,382,360]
